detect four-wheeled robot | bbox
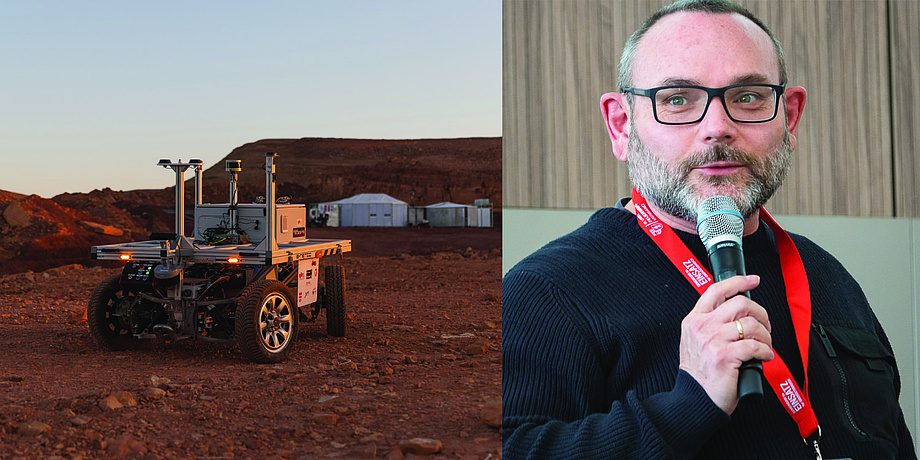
[87,152,352,363]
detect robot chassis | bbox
[87,153,352,363]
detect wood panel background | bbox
[891,0,920,218]
[503,0,920,218]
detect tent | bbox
[322,193,408,227]
[425,202,492,227]
[426,202,471,227]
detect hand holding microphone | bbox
[697,196,765,401]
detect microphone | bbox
[697,195,763,400]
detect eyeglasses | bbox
[622,84,785,125]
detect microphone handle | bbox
[709,244,764,401]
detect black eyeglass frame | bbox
[622,84,786,125]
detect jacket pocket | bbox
[814,323,899,445]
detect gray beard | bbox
[626,128,793,221]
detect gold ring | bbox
[735,320,744,340]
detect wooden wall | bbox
[503,0,920,218]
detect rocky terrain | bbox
[0,231,502,459]
[0,137,502,458]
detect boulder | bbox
[2,201,30,227]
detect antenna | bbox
[264,152,278,252]
[157,159,203,237]
[226,159,242,233]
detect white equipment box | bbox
[194,204,307,245]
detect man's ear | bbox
[600,92,631,161]
[783,86,806,149]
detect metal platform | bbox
[91,237,351,265]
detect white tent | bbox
[326,193,408,227]
[426,202,472,227]
[425,202,493,227]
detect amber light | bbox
[119,254,131,261]
[227,257,241,264]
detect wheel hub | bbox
[265,312,281,331]
[258,294,292,351]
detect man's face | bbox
[628,125,792,220]
[625,12,793,220]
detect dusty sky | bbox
[1,1,500,197]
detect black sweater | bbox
[503,205,914,459]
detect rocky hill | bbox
[203,137,501,207]
[0,137,500,275]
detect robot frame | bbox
[87,152,352,363]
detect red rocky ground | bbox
[0,227,502,459]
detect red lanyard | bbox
[631,189,819,441]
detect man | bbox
[502,1,915,458]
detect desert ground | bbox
[0,227,502,459]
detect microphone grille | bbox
[696,196,744,247]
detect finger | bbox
[725,318,772,349]
[715,295,772,333]
[694,275,761,314]
[730,319,744,341]
[730,337,775,363]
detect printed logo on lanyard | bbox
[780,378,805,413]
[682,259,712,288]
[634,201,665,236]
[634,200,713,288]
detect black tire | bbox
[235,279,298,363]
[325,264,346,337]
[86,273,134,350]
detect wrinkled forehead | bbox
[632,11,781,88]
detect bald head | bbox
[631,11,782,90]
[617,0,786,93]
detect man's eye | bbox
[666,96,687,106]
[736,93,761,104]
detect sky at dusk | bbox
[0,1,500,197]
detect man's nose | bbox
[697,97,738,144]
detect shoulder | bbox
[502,206,651,339]
[785,231,854,282]
[503,205,700,336]
[785,231,878,327]
[506,207,647,281]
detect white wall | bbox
[503,208,920,450]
